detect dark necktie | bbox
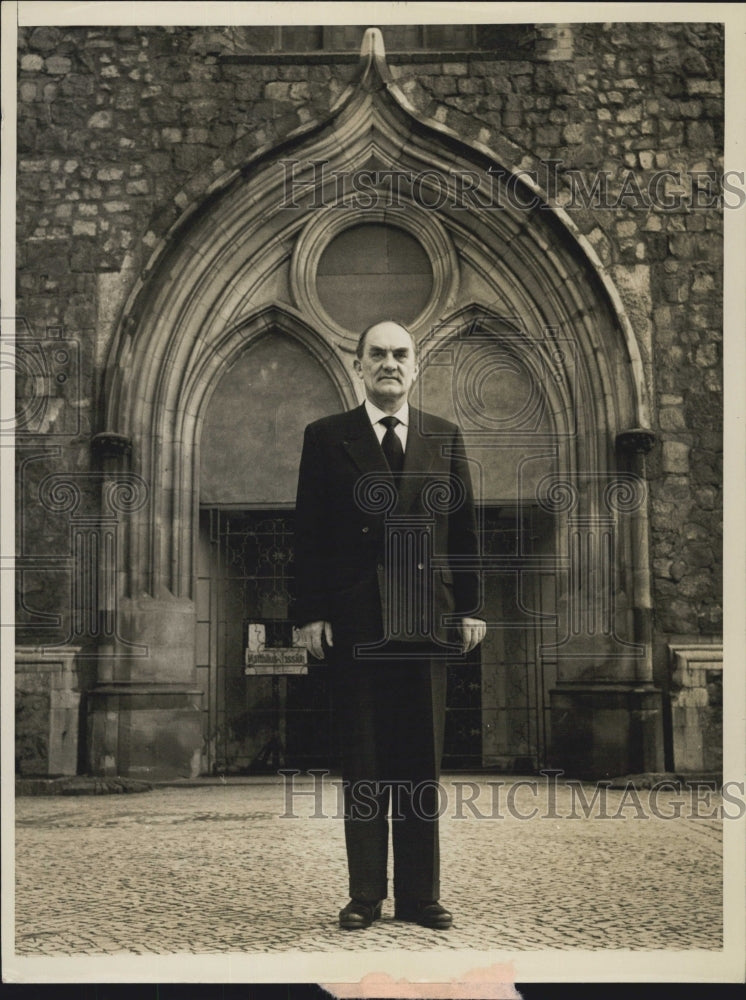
[380,416,404,476]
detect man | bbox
[294,320,485,931]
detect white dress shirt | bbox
[364,398,409,452]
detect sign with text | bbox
[244,647,308,676]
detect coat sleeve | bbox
[293,421,332,627]
[448,427,482,618]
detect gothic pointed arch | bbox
[103,26,652,620]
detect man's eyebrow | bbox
[367,346,411,356]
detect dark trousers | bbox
[334,654,447,903]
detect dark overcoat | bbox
[294,403,481,656]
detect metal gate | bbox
[196,505,556,774]
[197,508,335,775]
[444,506,557,771]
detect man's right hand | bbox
[297,620,333,660]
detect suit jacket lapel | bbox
[342,403,440,515]
[397,407,439,514]
[342,403,391,479]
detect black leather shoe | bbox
[394,900,453,929]
[339,898,383,930]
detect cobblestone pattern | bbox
[14,778,723,955]
[15,23,723,648]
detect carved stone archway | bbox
[97,29,660,778]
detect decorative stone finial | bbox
[360,27,385,60]
[358,27,392,89]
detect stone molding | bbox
[669,643,723,686]
[290,204,459,349]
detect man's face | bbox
[354,322,419,411]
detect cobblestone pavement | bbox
[14,775,723,955]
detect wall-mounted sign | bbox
[244,647,308,675]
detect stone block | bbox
[661,440,690,474]
[686,79,722,96]
[87,684,203,779]
[669,234,698,258]
[97,167,125,182]
[264,81,291,101]
[21,53,44,72]
[681,541,714,568]
[16,647,82,776]
[19,81,39,102]
[72,219,97,236]
[87,110,112,128]
[677,569,713,599]
[617,106,642,123]
[694,486,717,511]
[45,56,72,75]
[549,685,664,779]
[675,725,704,772]
[289,81,310,101]
[106,595,197,685]
[535,126,561,145]
[126,179,150,195]
[686,120,715,147]
[173,144,211,172]
[84,594,201,778]
[695,342,719,367]
[457,78,482,96]
[659,407,687,432]
[29,26,62,51]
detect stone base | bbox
[549,685,664,779]
[101,595,197,684]
[668,643,722,774]
[16,647,82,776]
[87,683,203,780]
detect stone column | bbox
[545,437,664,778]
[84,433,203,780]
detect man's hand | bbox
[297,620,333,660]
[459,617,486,654]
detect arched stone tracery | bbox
[100,28,659,778]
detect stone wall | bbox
[16,22,723,695]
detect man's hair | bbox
[356,320,416,359]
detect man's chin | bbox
[369,387,407,407]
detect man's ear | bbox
[353,358,362,376]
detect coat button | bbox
[362,526,369,533]
[417,562,424,570]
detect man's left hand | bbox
[459,617,486,654]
